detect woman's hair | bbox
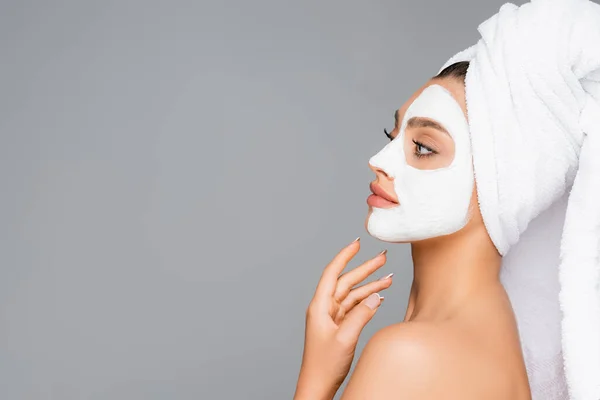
[433,61,470,81]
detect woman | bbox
[294,63,532,400]
[294,0,600,399]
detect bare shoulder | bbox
[340,320,524,400]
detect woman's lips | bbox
[367,194,400,208]
[368,182,399,208]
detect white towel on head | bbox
[437,0,600,399]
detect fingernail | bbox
[377,249,387,256]
[353,237,361,243]
[378,272,394,281]
[365,293,381,310]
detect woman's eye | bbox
[416,143,432,154]
[412,139,436,158]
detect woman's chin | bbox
[363,220,410,243]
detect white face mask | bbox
[367,84,474,242]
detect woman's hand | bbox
[293,237,394,400]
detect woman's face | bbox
[365,78,477,242]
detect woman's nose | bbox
[369,162,392,180]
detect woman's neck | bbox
[403,225,502,322]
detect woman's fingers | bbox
[338,274,393,316]
[314,238,361,301]
[336,293,383,346]
[333,250,387,302]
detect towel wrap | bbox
[438,1,600,398]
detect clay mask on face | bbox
[367,84,473,242]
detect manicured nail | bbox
[378,272,394,281]
[377,249,387,256]
[353,237,361,243]
[365,293,381,310]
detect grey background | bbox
[0,0,525,399]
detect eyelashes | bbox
[384,128,393,141]
[384,128,437,158]
[412,139,437,158]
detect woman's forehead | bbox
[395,78,468,124]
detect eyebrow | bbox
[394,110,450,137]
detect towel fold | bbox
[438,1,600,399]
